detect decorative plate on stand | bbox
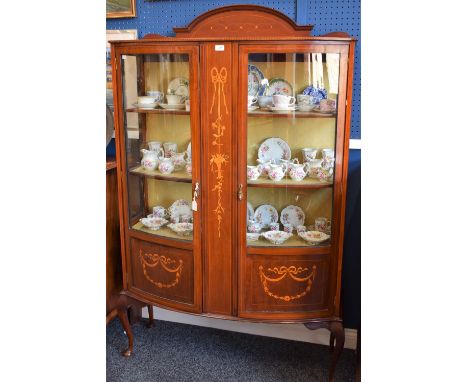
[247,202,254,223]
[280,205,305,228]
[258,137,291,164]
[248,64,265,96]
[168,199,192,219]
[168,77,189,97]
[264,78,293,96]
[254,204,279,229]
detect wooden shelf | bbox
[126,107,189,115]
[132,222,193,242]
[247,233,330,248]
[247,177,332,189]
[248,110,336,118]
[129,166,192,183]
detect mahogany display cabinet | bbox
[110,5,356,380]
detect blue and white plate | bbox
[248,64,265,96]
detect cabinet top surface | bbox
[109,5,356,45]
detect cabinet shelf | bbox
[129,165,192,183]
[132,222,193,242]
[247,177,332,189]
[247,233,330,248]
[248,110,335,118]
[126,108,189,115]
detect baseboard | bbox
[141,307,357,350]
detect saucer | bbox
[159,103,186,110]
[248,106,259,111]
[133,102,158,109]
[268,105,298,112]
[298,105,316,112]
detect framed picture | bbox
[107,0,136,19]
[106,29,138,108]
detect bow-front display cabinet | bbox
[111,5,356,380]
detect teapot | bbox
[288,162,309,181]
[247,165,262,181]
[171,151,187,171]
[267,164,285,182]
[140,149,160,171]
[158,157,175,175]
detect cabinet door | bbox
[114,45,202,312]
[237,43,350,320]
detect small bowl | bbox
[246,232,260,241]
[262,230,292,245]
[140,217,168,230]
[167,222,193,236]
[298,230,330,245]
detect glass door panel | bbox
[121,52,195,242]
[245,51,340,248]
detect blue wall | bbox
[107,0,361,329]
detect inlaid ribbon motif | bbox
[259,265,317,302]
[139,250,183,289]
[209,66,229,237]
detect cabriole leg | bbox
[117,306,134,357]
[328,321,344,381]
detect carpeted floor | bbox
[107,318,356,382]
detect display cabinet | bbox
[111,5,355,380]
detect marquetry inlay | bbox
[259,265,317,302]
[139,250,183,289]
[209,66,229,237]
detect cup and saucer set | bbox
[133,77,190,110]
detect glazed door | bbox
[237,43,350,320]
[114,45,202,313]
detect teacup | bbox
[297,225,307,233]
[258,95,273,109]
[137,96,157,105]
[283,224,293,234]
[321,148,335,160]
[315,217,331,233]
[272,94,296,108]
[248,95,258,108]
[280,158,299,173]
[247,165,262,181]
[269,222,280,231]
[166,94,186,105]
[302,148,319,162]
[163,142,178,158]
[248,220,262,233]
[148,141,163,153]
[256,159,272,176]
[170,215,180,224]
[180,214,191,223]
[306,159,324,178]
[320,98,336,112]
[297,94,313,106]
[152,206,167,218]
[146,90,164,103]
[171,151,187,171]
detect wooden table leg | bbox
[146,304,155,328]
[328,321,344,382]
[117,305,134,357]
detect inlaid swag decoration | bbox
[259,265,317,302]
[139,250,183,289]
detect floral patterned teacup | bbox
[171,151,187,171]
[181,214,191,223]
[283,224,294,234]
[302,148,319,162]
[152,206,167,219]
[315,217,331,233]
[297,225,307,234]
[170,215,180,224]
[257,159,272,176]
[321,148,335,160]
[247,165,262,181]
[288,162,309,181]
[158,157,174,174]
[267,164,285,182]
[163,142,178,158]
[280,158,299,173]
[269,222,280,231]
[248,220,262,233]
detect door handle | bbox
[238,184,243,201]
